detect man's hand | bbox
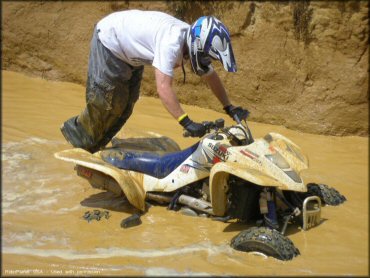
[179,115,206,137]
[224,105,250,121]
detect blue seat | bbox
[100,143,199,179]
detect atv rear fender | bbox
[89,162,146,211]
[55,149,146,211]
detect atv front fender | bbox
[210,162,283,216]
[209,162,300,216]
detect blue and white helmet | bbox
[187,16,237,76]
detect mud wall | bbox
[2,1,369,136]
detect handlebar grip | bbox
[183,130,191,137]
[182,118,225,138]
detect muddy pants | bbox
[61,27,144,153]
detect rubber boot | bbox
[60,116,99,153]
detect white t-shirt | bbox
[96,10,189,77]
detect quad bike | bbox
[55,117,346,261]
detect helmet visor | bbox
[208,36,237,72]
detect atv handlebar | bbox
[182,117,254,145]
[183,118,225,138]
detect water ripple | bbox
[3,242,233,260]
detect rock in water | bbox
[120,213,142,228]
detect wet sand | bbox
[2,70,368,276]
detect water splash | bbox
[2,137,83,214]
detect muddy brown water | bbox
[2,70,368,276]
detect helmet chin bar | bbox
[191,50,212,76]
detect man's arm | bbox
[202,70,250,121]
[155,68,185,119]
[155,68,206,137]
[201,70,231,107]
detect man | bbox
[61,10,249,153]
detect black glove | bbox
[224,104,250,121]
[179,115,206,138]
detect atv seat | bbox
[100,143,199,179]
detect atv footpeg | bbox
[302,196,321,230]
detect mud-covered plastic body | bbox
[55,119,345,260]
[56,123,309,213]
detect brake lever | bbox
[233,114,241,125]
[242,119,254,144]
[201,121,214,133]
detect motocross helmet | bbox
[186,16,237,76]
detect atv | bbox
[55,117,346,260]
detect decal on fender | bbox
[240,149,262,165]
[207,143,230,162]
[180,164,190,173]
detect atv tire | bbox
[284,183,346,208]
[231,226,300,261]
[307,183,346,206]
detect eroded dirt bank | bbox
[2,70,368,276]
[2,1,369,136]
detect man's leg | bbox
[99,65,144,148]
[61,27,139,153]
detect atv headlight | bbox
[285,142,306,163]
[265,152,290,169]
[265,153,302,183]
[284,170,302,183]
